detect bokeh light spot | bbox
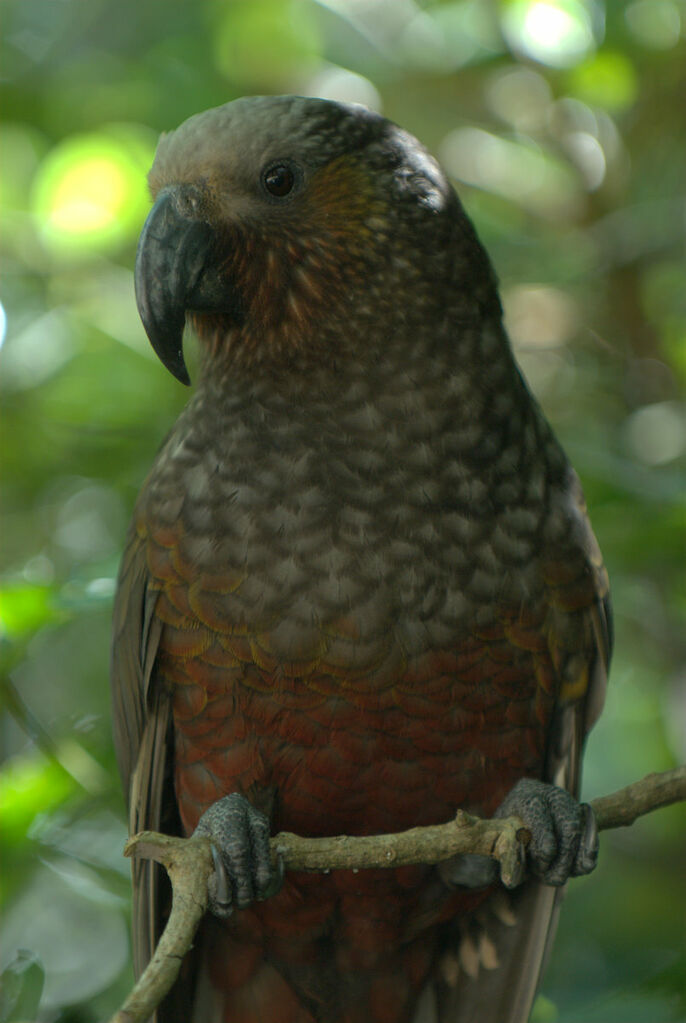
[32,129,154,255]
[624,402,686,466]
[440,127,578,215]
[486,67,553,131]
[49,157,127,233]
[504,284,579,349]
[625,0,682,49]
[502,0,598,68]
[564,131,606,189]
[306,66,382,111]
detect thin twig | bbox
[271,808,529,886]
[591,765,686,830]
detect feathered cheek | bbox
[240,235,333,332]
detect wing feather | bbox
[423,480,611,1023]
[111,527,191,1020]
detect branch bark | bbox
[109,765,686,1023]
[589,767,686,830]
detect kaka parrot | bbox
[111,96,611,1023]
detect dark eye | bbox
[263,163,296,198]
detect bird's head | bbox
[135,95,498,384]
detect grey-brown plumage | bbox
[111,96,611,1023]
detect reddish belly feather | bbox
[153,596,555,1019]
[166,645,550,836]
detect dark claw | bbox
[573,802,599,876]
[261,850,285,900]
[210,843,232,914]
[193,793,281,917]
[495,779,599,887]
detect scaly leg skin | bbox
[193,793,283,917]
[441,779,599,890]
[495,778,599,886]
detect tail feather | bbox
[415,883,562,1023]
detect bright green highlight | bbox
[0,754,75,846]
[0,584,57,637]
[570,51,638,110]
[32,128,154,255]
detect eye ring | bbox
[262,162,298,199]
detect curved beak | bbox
[134,187,238,385]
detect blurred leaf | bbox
[0,950,44,1023]
[213,0,322,86]
[0,864,129,1012]
[0,124,47,214]
[642,949,686,1018]
[531,992,559,1022]
[568,51,639,110]
[0,584,59,637]
[31,807,129,878]
[0,754,74,848]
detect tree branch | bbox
[110,834,213,1023]
[590,767,686,830]
[108,765,686,1023]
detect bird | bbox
[111,95,611,1023]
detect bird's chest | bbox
[147,438,508,674]
[144,382,542,653]
[143,385,552,835]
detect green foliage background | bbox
[1,1,684,1020]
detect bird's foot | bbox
[495,778,599,887]
[193,793,283,917]
[440,779,598,891]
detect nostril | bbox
[173,183,210,221]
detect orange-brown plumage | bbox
[112,96,610,1023]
